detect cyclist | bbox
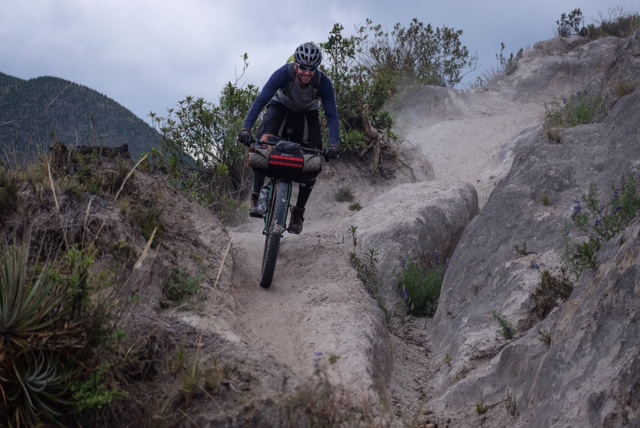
[238,42,340,234]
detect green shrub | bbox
[592,9,640,38]
[397,257,444,317]
[492,310,516,340]
[356,18,477,87]
[347,226,379,296]
[0,169,18,222]
[532,268,575,318]
[565,176,640,276]
[132,204,164,244]
[544,90,607,129]
[350,248,379,296]
[556,8,584,37]
[149,63,259,214]
[537,329,552,349]
[72,363,127,413]
[335,186,355,202]
[496,42,519,76]
[164,268,201,305]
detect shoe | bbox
[287,206,305,234]
[249,192,263,218]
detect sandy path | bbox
[404,89,543,207]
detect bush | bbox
[321,19,476,167]
[556,8,584,37]
[492,310,516,340]
[357,18,477,87]
[532,268,575,318]
[149,61,259,216]
[397,257,444,317]
[163,268,202,306]
[335,186,355,202]
[544,90,607,129]
[0,169,18,222]
[564,175,640,275]
[592,8,640,38]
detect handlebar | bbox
[243,135,334,161]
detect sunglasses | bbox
[296,63,317,72]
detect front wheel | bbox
[260,181,290,288]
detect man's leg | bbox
[249,170,266,218]
[249,103,289,218]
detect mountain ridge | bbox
[0,71,159,161]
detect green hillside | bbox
[0,72,160,161]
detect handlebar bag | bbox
[268,150,304,179]
[301,154,321,172]
[247,141,321,181]
[274,141,321,173]
[247,148,270,171]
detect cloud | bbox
[1,0,638,122]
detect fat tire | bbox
[260,181,290,288]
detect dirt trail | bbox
[227,87,544,414]
[228,200,381,390]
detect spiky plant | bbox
[0,241,106,427]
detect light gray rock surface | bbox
[428,32,640,427]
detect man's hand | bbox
[327,145,339,160]
[238,129,253,146]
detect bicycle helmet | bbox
[294,42,322,67]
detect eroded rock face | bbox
[428,70,640,427]
[487,35,624,103]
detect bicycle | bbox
[245,135,330,289]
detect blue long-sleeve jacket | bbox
[242,64,340,147]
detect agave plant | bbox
[0,241,91,427]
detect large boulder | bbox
[341,180,479,312]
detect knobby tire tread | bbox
[260,181,289,288]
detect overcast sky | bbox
[1,1,637,124]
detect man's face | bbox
[295,63,317,84]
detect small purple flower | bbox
[400,258,407,269]
[594,218,602,228]
[572,199,582,219]
[612,188,620,202]
[313,352,324,368]
[401,289,409,302]
[531,263,540,269]
[433,249,440,264]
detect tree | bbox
[149,56,259,217]
[358,18,477,87]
